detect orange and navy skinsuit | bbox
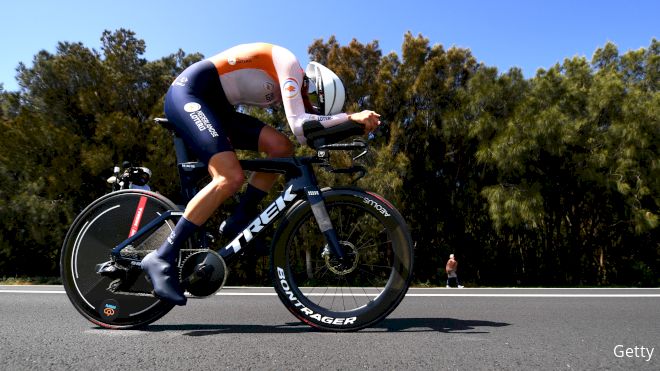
[164,43,349,163]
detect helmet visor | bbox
[304,74,324,114]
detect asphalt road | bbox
[1,286,658,370]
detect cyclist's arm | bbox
[272,46,349,143]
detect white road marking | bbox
[1,287,659,298]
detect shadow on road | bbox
[143,318,510,336]
[146,323,310,336]
[370,317,510,333]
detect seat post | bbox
[173,136,191,164]
[154,118,193,164]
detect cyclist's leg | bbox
[250,125,295,190]
[227,112,294,191]
[165,61,246,215]
[142,152,243,305]
[220,114,294,238]
[141,216,197,305]
[184,151,244,225]
[144,60,242,305]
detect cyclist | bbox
[142,42,381,305]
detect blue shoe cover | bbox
[141,251,187,306]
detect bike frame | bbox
[110,144,355,268]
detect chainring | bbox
[179,250,227,298]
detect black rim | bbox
[279,195,409,325]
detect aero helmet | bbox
[305,62,345,115]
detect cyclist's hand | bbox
[348,110,381,134]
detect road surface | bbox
[1,286,658,370]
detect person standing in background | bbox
[445,254,464,288]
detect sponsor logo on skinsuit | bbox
[184,102,202,113]
[184,102,219,138]
[228,56,254,66]
[264,82,276,102]
[173,76,188,87]
[283,78,299,99]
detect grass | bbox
[0,276,62,285]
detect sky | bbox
[1,0,658,92]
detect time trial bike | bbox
[60,118,414,331]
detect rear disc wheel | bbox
[60,190,179,329]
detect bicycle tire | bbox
[271,188,413,331]
[60,190,179,329]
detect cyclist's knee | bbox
[213,171,244,195]
[259,127,294,158]
[207,151,243,191]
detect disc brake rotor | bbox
[322,241,359,275]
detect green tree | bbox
[1,30,657,287]
[0,29,201,276]
[478,41,658,285]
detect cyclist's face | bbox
[302,77,320,115]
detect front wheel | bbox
[271,188,414,331]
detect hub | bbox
[321,241,359,275]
